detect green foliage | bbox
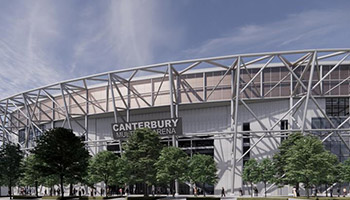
[32,128,90,198]
[20,154,42,196]
[284,134,338,198]
[112,155,131,185]
[0,143,24,198]
[339,158,350,183]
[12,196,41,199]
[273,132,303,186]
[88,151,118,185]
[155,146,189,185]
[123,128,163,186]
[21,155,38,186]
[79,196,109,200]
[188,153,217,196]
[237,198,288,200]
[41,175,59,188]
[242,159,260,197]
[88,150,129,197]
[293,198,350,200]
[126,197,166,200]
[257,158,276,197]
[21,154,58,188]
[186,198,221,200]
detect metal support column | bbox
[168,63,179,195]
[108,74,118,123]
[60,83,72,129]
[84,80,89,142]
[231,56,240,195]
[127,81,131,122]
[301,51,317,133]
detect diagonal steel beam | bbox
[205,60,229,69]
[179,61,201,75]
[62,85,87,115]
[280,55,350,151]
[207,59,237,100]
[291,54,313,96]
[110,75,128,108]
[301,51,317,133]
[179,76,203,102]
[240,56,274,93]
[153,68,169,104]
[237,96,306,162]
[60,83,72,129]
[264,53,311,97]
[312,53,350,90]
[325,75,350,95]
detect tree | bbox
[242,159,260,197]
[284,134,338,198]
[123,128,163,196]
[340,158,350,183]
[42,175,59,196]
[113,155,131,186]
[88,151,119,197]
[0,143,23,199]
[32,128,90,198]
[273,132,303,188]
[21,155,41,197]
[188,154,217,196]
[257,158,275,197]
[155,146,189,196]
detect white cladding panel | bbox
[180,105,231,134]
[41,98,334,196]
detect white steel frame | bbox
[1,49,350,194]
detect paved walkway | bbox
[0,196,238,200]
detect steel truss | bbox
[1,49,350,194]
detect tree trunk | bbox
[70,183,73,196]
[251,183,253,197]
[60,174,64,198]
[9,178,12,200]
[306,186,309,198]
[35,180,39,197]
[264,181,267,197]
[296,183,300,197]
[144,183,149,197]
[170,181,174,197]
[203,183,206,197]
[105,180,108,197]
[325,184,328,197]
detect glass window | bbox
[280,120,288,142]
[242,122,250,166]
[326,98,349,116]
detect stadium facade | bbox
[1,49,350,196]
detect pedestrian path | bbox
[220,196,237,200]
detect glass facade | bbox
[18,124,45,144]
[310,97,350,162]
[242,122,250,166]
[326,98,349,117]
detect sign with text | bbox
[112,118,182,139]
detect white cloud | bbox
[184,9,350,58]
[1,2,349,100]
[0,1,64,99]
[0,0,183,99]
[71,0,183,74]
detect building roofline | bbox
[1,48,350,102]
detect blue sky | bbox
[1,0,350,98]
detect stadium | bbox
[1,49,350,196]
